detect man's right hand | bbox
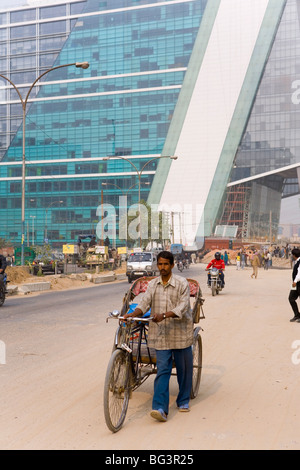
[123,311,140,320]
[123,313,133,320]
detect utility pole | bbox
[30,215,36,246]
[179,212,182,244]
[171,212,174,244]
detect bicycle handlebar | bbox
[107,313,153,323]
[122,316,153,322]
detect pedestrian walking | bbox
[289,248,300,322]
[263,252,269,270]
[267,251,272,269]
[241,252,245,269]
[236,252,241,270]
[251,251,260,279]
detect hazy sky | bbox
[280,196,300,225]
[1,0,25,7]
[1,0,68,8]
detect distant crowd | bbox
[204,244,296,270]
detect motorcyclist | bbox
[176,254,184,271]
[206,252,225,287]
[0,254,7,282]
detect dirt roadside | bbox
[4,265,127,293]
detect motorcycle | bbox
[208,267,223,296]
[177,260,184,272]
[0,273,8,307]
[183,259,190,269]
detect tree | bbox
[0,238,12,249]
[125,200,170,249]
[34,243,52,263]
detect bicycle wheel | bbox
[190,334,202,399]
[103,349,131,433]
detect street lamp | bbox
[103,155,178,247]
[45,200,64,241]
[0,61,89,265]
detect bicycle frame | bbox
[108,314,157,391]
[104,308,203,433]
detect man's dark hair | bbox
[292,248,300,258]
[157,250,174,265]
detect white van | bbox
[126,251,159,283]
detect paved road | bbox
[1,263,299,450]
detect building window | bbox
[10,182,21,193]
[39,21,66,36]
[11,9,36,23]
[140,129,149,138]
[40,5,66,19]
[11,24,36,39]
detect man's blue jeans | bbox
[153,347,193,415]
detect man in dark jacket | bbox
[0,254,7,282]
[289,248,300,322]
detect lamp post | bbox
[45,200,64,241]
[0,61,89,265]
[30,215,36,246]
[103,155,178,247]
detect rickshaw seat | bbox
[131,276,200,298]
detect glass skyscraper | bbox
[0,0,299,252]
[0,0,207,248]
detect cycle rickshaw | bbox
[104,276,205,433]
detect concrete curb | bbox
[116,273,127,281]
[92,273,115,284]
[6,285,18,295]
[18,282,51,294]
[6,271,127,295]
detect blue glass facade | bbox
[0,0,207,247]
